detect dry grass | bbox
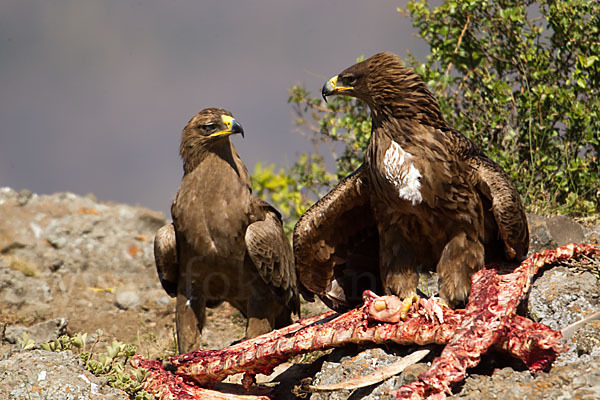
[4,256,39,277]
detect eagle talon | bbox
[399,294,420,320]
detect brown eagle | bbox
[294,53,528,316]
[154,108,299,353]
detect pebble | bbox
[114,290,140,310]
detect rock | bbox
[0,259,52,308]
[528,214,586,253]
[0,350,128,399]
[454,359,600,399]
[397,362,430,386]
[114,289,140,310]
[0,187,14,205]
[136,209,170,232]
[585,221,600,246]
[528,214,554,252]
[527,263,600,366]
[0,187,166,279]
[309,346,432,400]
[46,258,64,272]
[527,267,600,330]
[573,320,600,356]
[4,318,68,345]
[0,187,179,367]
[3,326,26,345]
[546,215,586,246]
[0,186,167,320]
[16,189,33,206]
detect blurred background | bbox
[0,0,427,215]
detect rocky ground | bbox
[0,187,599,399]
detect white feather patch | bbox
[383,141,423,205]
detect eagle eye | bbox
[341,74,357,86]
[200,123,216,131]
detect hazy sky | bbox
[0,1,428,215]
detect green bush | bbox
[254,0,599,223]
[402,0,599,213]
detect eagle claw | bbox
[400,293,421,320]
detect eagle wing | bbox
[245,198,300,314]
[469,155,529,260]
[444,127,529,260]
[446,129,529,261]
[293,165,379,310]
[154,223,178,297]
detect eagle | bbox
[294,52,528,316]
[154,108,299,353]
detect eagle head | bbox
[179,107,244,173]
[183,107,244,142]
[322,52,433,116]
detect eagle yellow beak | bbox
[321,75,353,102]
[209,115,244,138]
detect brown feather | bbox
[293,165,380,310]
[246,197,299,313]
[154,223,178,297]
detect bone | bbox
[304,349,431,392]
[561,310,600,341]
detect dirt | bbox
[0,187,329,361]
[1,187,600,400]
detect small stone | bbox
[29,222,43,238]
[0,264,52,307]
[46,234,68,249]
[145,288,172,307]
[136,210,168,232]
[574,320,600,356]
[16,189,33,206]
[47,259,64,272]
[85,192,97,202]
[399,362,429,385]
[115,289,140,310]
[3,326,26,344]
[27,318,68,343]
[154,295,171,306]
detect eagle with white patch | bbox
[383,141,423,206]
[294,52,529,318]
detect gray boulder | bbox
[528,214,587,253]
[0,259,52,309]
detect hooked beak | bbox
[321,75,353,103]
[209,115,244,138]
